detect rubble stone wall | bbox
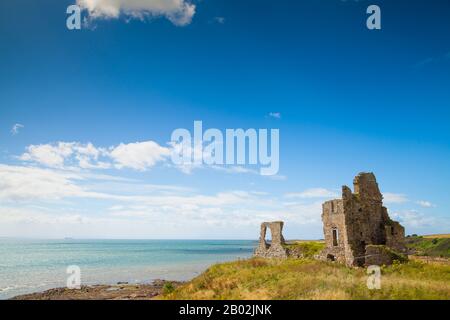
[320,173,406,267]
[254,221,288,259]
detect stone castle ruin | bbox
[254,221,288,258]
[320,172,405,266]
[254,173,406,267]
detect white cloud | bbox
[416,200,435,208]
[169,141,280,178]
[4,161,447,239]
[11,123,24,135]
[210,165,259,175]
[383,193,408,204]
[213,16,225,24]
[268,174,287,181]
[19,141,170,171]
[285,188,338,199]
[0,163,257,206]
[77,0,196,26]
[109,141,170,171]
[0,161,322,237]
[0,207,89,225]
[0,164,87,201]
[20,142,79,168]
[18,139,283,178]
[1,156,447,239]
[268,112,281,119]
[103,191,322,228]
[391,210,447,229]
[0,164,194,204]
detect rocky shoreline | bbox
[10,280,184,300]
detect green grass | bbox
[283,241,325,258]
[164,258,450,300]
[406,235,450,258]
[162,282,176,295]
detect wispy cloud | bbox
[0,160,445,238]
[413,50,450,69]
[0,162,322,236]
[0,164,96,202]
[19,141,169,171]
[391,210,449,230]
[383,192,408,204]
[268,112,281,119]
[109,141,170,170]
[213,16,225,24]
[77,0,196,26]
[416,200,436,208]
[17,139,282,179]
[10,123,24,135]
[285,188,338,199]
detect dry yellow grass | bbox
[164,258,450,300]
[287,239,325,243]
[410,255,450,265]
[423,234,450,239]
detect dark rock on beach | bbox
[10,280,184,300]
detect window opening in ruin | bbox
[267,228,273,245]
[332,228,338,246]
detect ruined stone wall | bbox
[364,245,394,266]
[254,173,405,267]
[320,173,406,267]
[254,221,288,259]
[385,220,406,251]
[321,199,349,264]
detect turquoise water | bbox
[0,239,256,299]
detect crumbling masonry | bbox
[320,172,405,266]
[254,221,288,258]
[254,173,406,267]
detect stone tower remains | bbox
[320,172,405,266]
[254,221,288,258]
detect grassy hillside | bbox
[164,258,449,300]
[423,234,450,239]
[406,235,450,258]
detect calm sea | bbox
[0,239,256,299]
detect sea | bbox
[0,239,256,299]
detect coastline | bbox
[10,279,183,300]
[9,253,450,300]
[0,239,255,300]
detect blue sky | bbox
[0,0,449,239]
